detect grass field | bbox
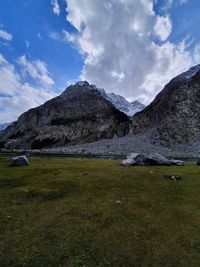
[0,156,200,267]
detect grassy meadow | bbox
[0,156,200,267]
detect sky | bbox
[0,0,200,123]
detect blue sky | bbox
[0,0,200,123]
[0,0,82,90]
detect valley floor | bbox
[0,157,200,266]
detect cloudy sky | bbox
[0,0,200,123]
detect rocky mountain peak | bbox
[61,81,97,98]
[131,64,200,146]
[75,81,90,87]
[61,82,145,116]
[0,81,131,149]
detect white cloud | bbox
[0,54,21,95]
[17,55,55,86]
[154,15,172,41]
[0,28,13,42]
[63,30,76,43]
[49,31,61,41]
[0,54,56,123]
[65,0,200,104]
[51,0,61,16]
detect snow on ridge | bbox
[97,88,145,116]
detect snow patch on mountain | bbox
[97,88,145,116]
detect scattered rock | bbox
[164,175,182,181]
[10,155,29,166]
[121,153,184,166]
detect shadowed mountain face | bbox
[0,81,131,149]
[131,65,200,146]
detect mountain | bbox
[0,81,131,149]
[97,88,145,116]
[130,101,145,115]
[131,64,200,146]
[0,122,13,132]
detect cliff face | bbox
[0,81,131,149]
[131,65,200,146]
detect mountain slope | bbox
[131,64,200,146]
[98,88,145,116]
[0,81,131,149]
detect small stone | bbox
[164,175,182,181]
[115,200,122,204]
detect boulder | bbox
[121,153,146,166]
[121,157,136,167]
[144,153,171,166]
[197,159,200,166]
[170,159,184,166]
[10,155,29,166]
[121,153,184,167]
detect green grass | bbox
[0,157,200,267]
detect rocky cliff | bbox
[0,81,131,149]
[131,65,200,146]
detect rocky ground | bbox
[39,134,200,159]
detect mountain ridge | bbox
[131,64,200,146]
